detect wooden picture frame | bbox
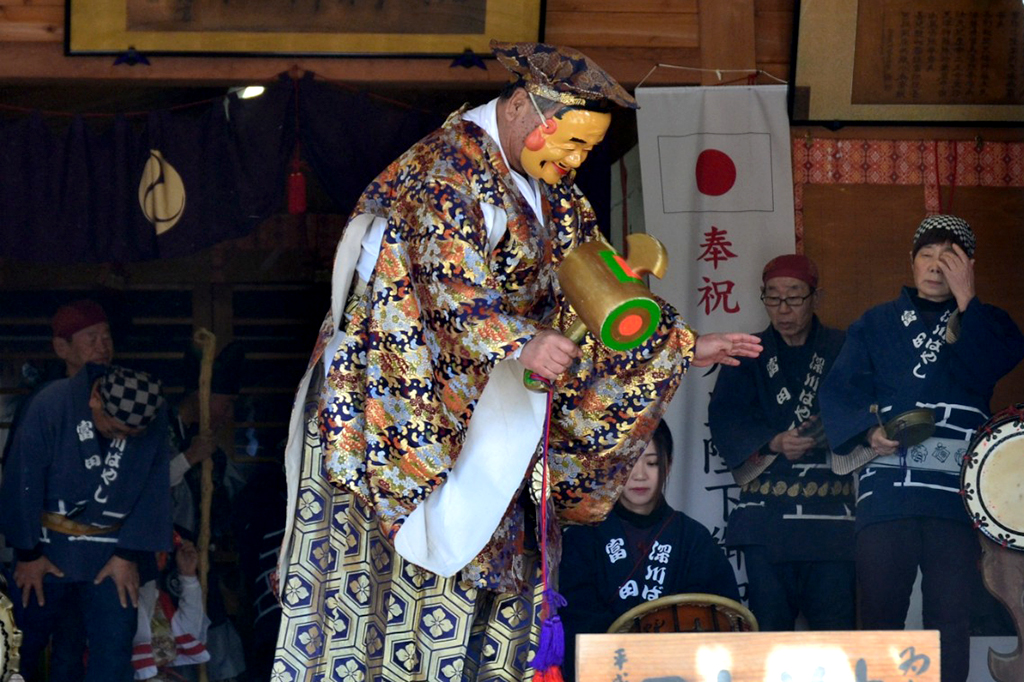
[66,0,542,58]
[790,0,1024,125]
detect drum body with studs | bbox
[607,593,758,634]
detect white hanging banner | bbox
[636,85,795,591]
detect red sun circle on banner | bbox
[694,149,737,196]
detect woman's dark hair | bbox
[912,229,970,258]
[650,419,674,498]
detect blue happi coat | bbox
[558,500,739,682]
[820,288,1024,530]
[0,365,173,581]
[708,318,854,562]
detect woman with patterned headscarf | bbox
[821,214,1024,682]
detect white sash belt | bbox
[871,436,966,474]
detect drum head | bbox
[885,408,936,447]
[962,405,1024,551]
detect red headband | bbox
[52,299,108,340]
[762,254,819,289]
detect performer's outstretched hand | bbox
[520,329,581,380]
[692,332,762,368]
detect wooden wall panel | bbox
[0,0,61,41]
[754,0,795,11]
[545,11,699,49]
[754,8,793,65]
[0,4,61,22]
[546,0,698,12]
[699,0,756,84]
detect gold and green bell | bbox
[557,233,668,351]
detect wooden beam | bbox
[0,20,61,42]
[0,42,701,89]
[0,4,61,22]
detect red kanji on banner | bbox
[695,226,737,269]
[697,277,740,315]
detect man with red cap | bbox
[0,299,115,677]
[708,254,856,632]
[51,299,114,378]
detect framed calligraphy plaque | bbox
[67,0,541,57]
[790,0,1024,124]
[577,630,940,681]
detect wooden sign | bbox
[791,0,1024,124]
[578,630,939,681]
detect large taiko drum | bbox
[607,593,758,635]
[961,404,1024,550]
[0,575,24,682]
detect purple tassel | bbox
[533,589,569,670]
[533,614,565,670]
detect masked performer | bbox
[820,215,1024,682]
[708,254,855,632]
[272,40,760,682]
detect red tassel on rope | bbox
[287,155,307,215]
[531,382,567,682]
[533,666,565,682]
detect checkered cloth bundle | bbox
[99,365,164,428]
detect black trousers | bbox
[856,517,981,682]
[742,545,856,632]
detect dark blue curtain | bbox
[0,74,614,264]
[0,79,294,263]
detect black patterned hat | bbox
[99,365,164,429]
[913,214,976,257]
[491,40,638,110]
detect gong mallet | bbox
[524,233,669,390]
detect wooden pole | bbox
[193,328,216,682]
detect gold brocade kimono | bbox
[273,107,695,682]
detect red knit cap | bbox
[52,299,108,340]
[762,254,819,289]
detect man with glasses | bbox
[708,254,856,631]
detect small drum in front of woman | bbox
[607,592,758,635]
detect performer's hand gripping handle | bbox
[523,233,669,391]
